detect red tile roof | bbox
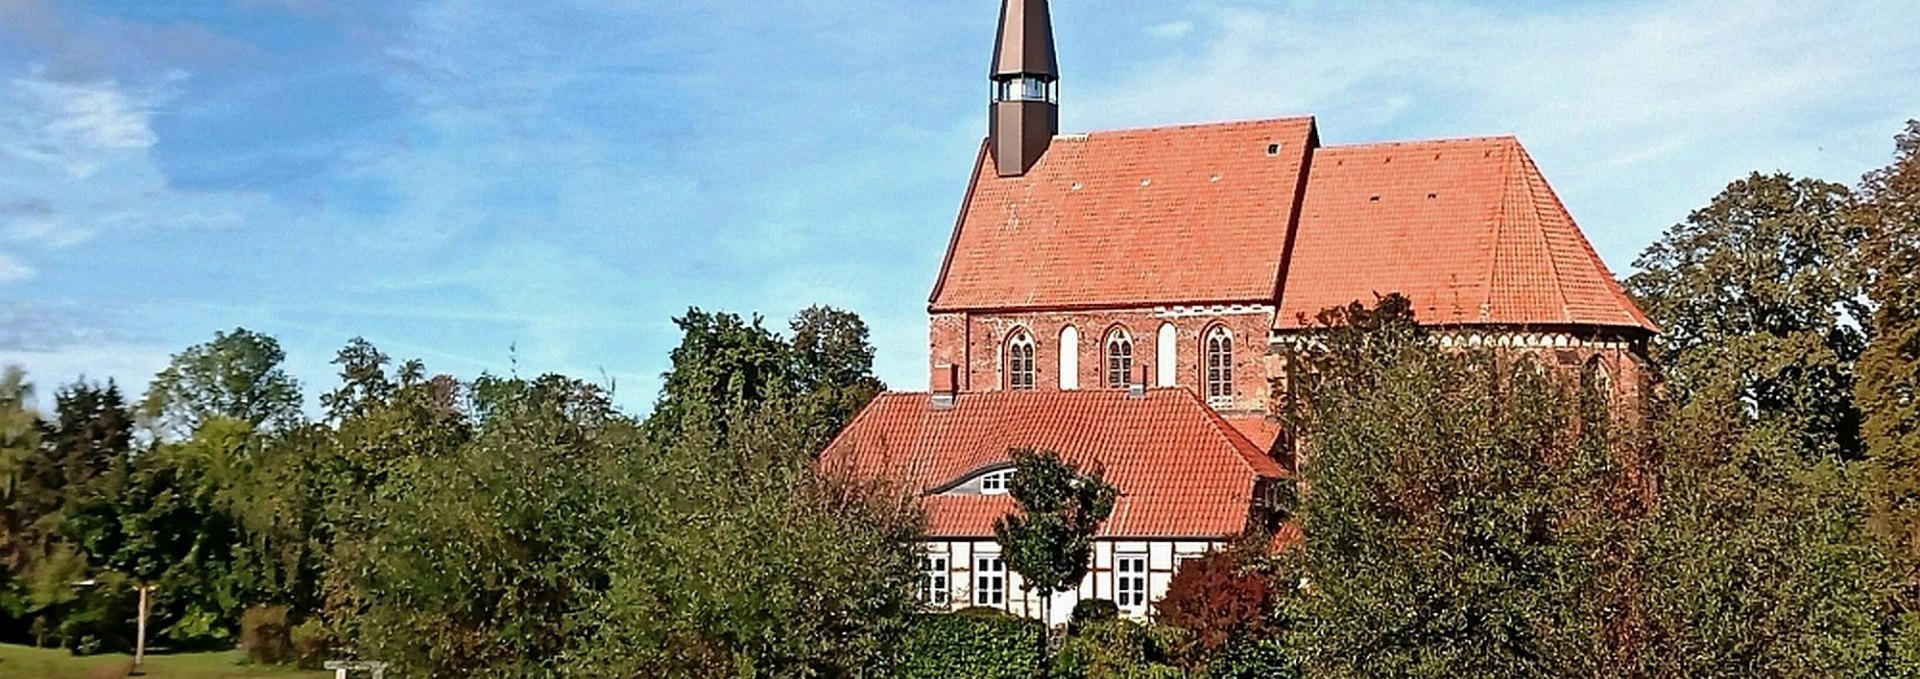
[928,117,1653,334]
[1277,137,1654,331]
[930,117,1318,311]
[819,388,1285,539]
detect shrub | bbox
[1069,599,1119,633]
[898,611,1043,679]
[238,605,293,665]
[1153,552,1275,659]
[1200,636,1301,679]
[290,618,336,669]
[1049,618,1183,679]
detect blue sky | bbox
[1,0,1916,414]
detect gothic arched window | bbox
[1581,356,1615,424]
[1105,328,1135,389]
[1007,330,1036,391]
[1205,326,1234,407]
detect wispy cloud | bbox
[0,253,34,282]
[1,69,164,178]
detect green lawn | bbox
[0,644,331,679]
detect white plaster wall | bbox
[919,538,1223,626]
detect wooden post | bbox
[134,584,153,675]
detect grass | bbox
[0,643,332,679]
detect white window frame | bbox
[1115,553,1149,611]
[975,555,1007,606]
[921,553,951,606]
[979,469,1013,495]
[1204,326,1234,408]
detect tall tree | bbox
[646,309,799,446]
[1639,351,1885,678]
[1626,173,1870,460]
[142,329,304,440]
[789,306,887,439]
[646,306,885,450]
[994,448,1117,647]
[0,367,38,505]
[1283,296,1632,679]
[1856,120,1920,668]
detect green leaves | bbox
[1284,296,1634,679]
[994,449,1117,600]
[140,328,304,441]
[647,306,886,454]
[1627,173,1870,460]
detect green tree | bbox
[1856,120,1920,672]
[1639,357,1885,678]
[1282,296,1631,679]
[993,449,1117,649]
[0,367,39,503]
[1626,173,1870,460]
[646,306,885,451]
[142,328,304,440]
[647,309,802,446]
[789,305,887,442]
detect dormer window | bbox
[993,75,1058,104]
[979,470,1014,495]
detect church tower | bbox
[989,0,1059,177]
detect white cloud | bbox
[1073,0,1920,266]
[1148,20,1194,39]
[3,70,162,178]
[0,253,34,282]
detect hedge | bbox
[896,609,1043,679]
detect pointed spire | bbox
[988,0,1059,177]
[992,0,1057,79]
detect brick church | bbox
[819,0,1655,624]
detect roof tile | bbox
[819,388,1285,538]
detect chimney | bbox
[932,364,960,409]
[988,0,1059,177]
[1128,365,1147,399]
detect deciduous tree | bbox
[1627,173,1870,460]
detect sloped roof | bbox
[1275,136,1654,331]
[819,388,1285,538]
[930,117,1318,312]
[929,117,1653,333]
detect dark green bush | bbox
[1069,599,1118,634]
[897,611,1042,679]
[1049,618,1183,679]
[1199,636,1301,679]
[239,605,292,665]
[290,618,335,669]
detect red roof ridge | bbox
[1319,134,1520,151]
[1058,115,1317,140]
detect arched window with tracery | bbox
[1205,326,1234,407]
[1105,328,1134,389]
[1006,330,1036,391]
